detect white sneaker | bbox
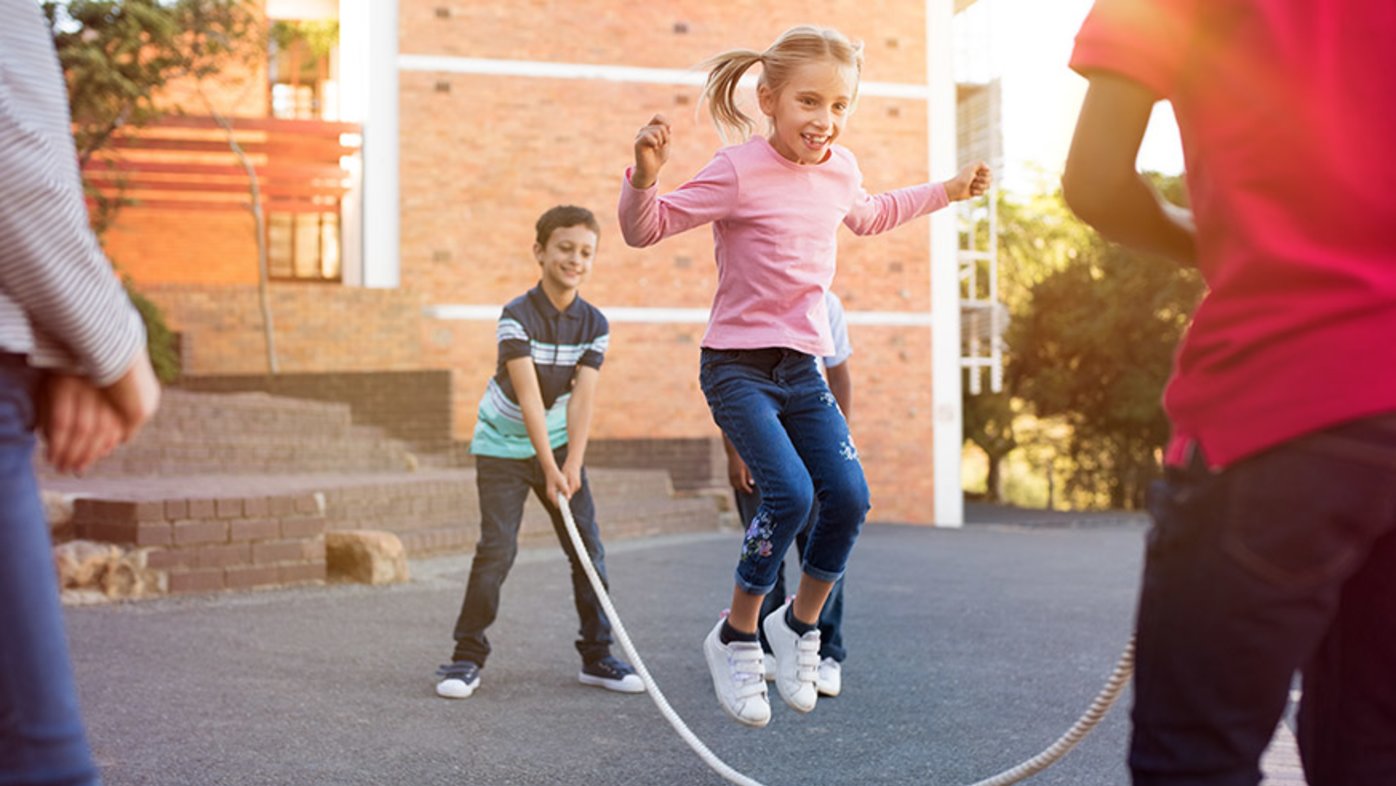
[763,652,775,682]
[762,601,820,713]
[703,617,771,728]
[434,661,481,699]
[816,657,842,697]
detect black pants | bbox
[450,445,614,667]
[1131,415,1396,785]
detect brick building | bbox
[101,0,980,525]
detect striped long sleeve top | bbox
[0,0,146,386]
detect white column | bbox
[345,0,399,289]
[928,0,964,527]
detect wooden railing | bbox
[83,115,360,214]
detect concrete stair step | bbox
[152,390,355,432]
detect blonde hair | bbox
[699,25,865,143]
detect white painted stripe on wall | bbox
[425,304,935,326]
[398,54,931,100]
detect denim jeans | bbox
[700,348,869,595]
[0,356,100,786]
[734,487,847,661]
[450,444,615,666]
[1131,415,1396,786]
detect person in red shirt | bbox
[1064,1,1396,784]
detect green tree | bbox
[962,190,1093,502]
[1007,177,1203,509]
[44,0,260,232]
[44,0,261,381]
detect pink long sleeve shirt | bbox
[618,136,948,357]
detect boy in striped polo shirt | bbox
[435,206,643,699]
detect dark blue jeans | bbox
[699,348,869,595]
[0,356,100,786]
[1132,415,1396,786]
[734,488,847,661]
[451,445,614,667]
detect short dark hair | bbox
[535,205,600,248]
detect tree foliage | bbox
[962,191,1094,501]
[44,0,260,167]
[1003,177,1203,509]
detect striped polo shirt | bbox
[0,0,146,384]
[471,284,609,459]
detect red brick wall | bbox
[146,283,425,374]
[106,0,949,523]
[403,2,927,84]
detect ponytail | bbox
[698,49,764,143]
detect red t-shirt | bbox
[1071,0,1396,467]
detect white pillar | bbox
[344,0,399,289]
[928,0,964,527]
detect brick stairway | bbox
[42,390,722,595]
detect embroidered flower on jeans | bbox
[820,391,837,408]
[742,511,776,561]
[840,436,860,462]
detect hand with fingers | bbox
[40,373,127,475]
[103,345,162,441]
[546,464,573,508]
[631,113,672,189]
[946,160,993,201]
[561,455,585,499]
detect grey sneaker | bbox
[703,616,770,728]
[762,601,819,713]
[816,657,842,697]
[579,655,645,694]
[435,660,481,699]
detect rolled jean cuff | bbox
[733,569,777,596]
[800,563,845,584]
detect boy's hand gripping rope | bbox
[556,493,1135,786]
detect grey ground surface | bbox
[67,509,1149,785]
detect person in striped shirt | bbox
[2,2,162,784]
[434,205,643,700]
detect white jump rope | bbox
[557,493,1136,786]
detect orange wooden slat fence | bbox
[83,115,360,214]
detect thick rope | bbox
[557,493,767,786]
[557,492,1135,786]
[966,637,1136,786]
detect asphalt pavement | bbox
[66,514,1150,785]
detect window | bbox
[267,211,341,281]
[268,20,337,121]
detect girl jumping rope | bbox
[618,25,990,728]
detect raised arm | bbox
[1062,72,1196,265]
[842,161,989,236]
[618,117,737,247]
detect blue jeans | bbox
[450,445,615,666]
[1132,416,1396,786]
[734,488,847,661]
[699,348,869,595]
[0,356,100,786]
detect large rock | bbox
[54,540,121,588]
[326,530,409,585]
[53,541,165,601]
